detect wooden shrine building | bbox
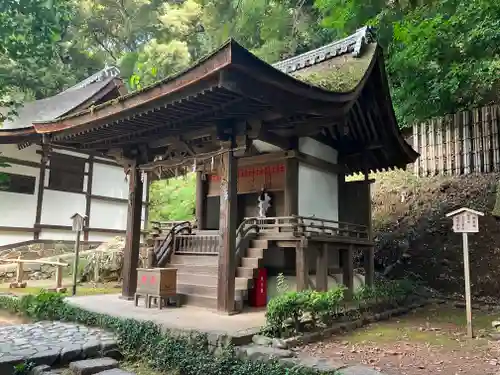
[23,27,418,313]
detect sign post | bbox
[70,212,86,297]
[445,207,484,338]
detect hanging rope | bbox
[140,145,246,179]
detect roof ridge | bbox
[272,26,375,74]
[62,65,121,93]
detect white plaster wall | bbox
[298,137,339,222]
[92,164,129,199]
[1,144,40,162]
[40,190,86,225]
[299,137,338,162]
[90,200,128,230]
[0,232,33,246]
[39,229,78,241]
[0,164,39,227]
[298,164,339,221]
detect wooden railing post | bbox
[55,257,64,291]
[11,256,26,288]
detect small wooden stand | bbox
[134,268,180,309]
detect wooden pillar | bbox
[364,246,375,287]
[217,140,237,313]
[34,145,48,240]
[341,245,354,298]
[316,243,328,291]
[195,170,206,230]
[296,241,308,291]
[84,155,94,242]
[284,158,298,216]
[121,162,144,300]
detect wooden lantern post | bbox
[445,207,484,339]
[70,212,86,296]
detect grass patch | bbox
[342,304,497,349]
[0,283,120,297]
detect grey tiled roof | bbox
[3,67,121,130]
[272,26,375,74]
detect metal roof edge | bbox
[272,26,375,74]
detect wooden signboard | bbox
[445,207,484,339]
[207,163,285,196]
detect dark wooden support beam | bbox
[195,171,207,230]
[341,245,354,299]
[316,243,328,292]
[297,152,343,174]
[121,161,144,300]
[84,156,94,241]
[296,241,308,291]
[364,246,375,287]
[216,138,237,313]
[257,129,291,150]
[34,145,49,240]
[284,158,298,216]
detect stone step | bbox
[177,273,251,289]
[246,247,264,258]
[177,282,247,297]
[250,239,268,248]
[241,257,261,268]
[69,357,118,375]
[182,293,244,311]
[237,266,256,279]
[169,264,219,275]
[170,254,218,265]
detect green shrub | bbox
[265,280,416,337]
[0,292,326,375]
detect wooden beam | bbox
[316,243,328,292]
[84,156,94,241]
[34,146,48,240]
[364,246,375,287]
[297,152,343,174]
[284,157,298,216]
[216,139,237,313]
[0,226,41,233]
[1,157,41,169]
[296,241,308,291]
[195,171,206,230]
[341,245,354,299]
[257,129,291,150]
[121,160,144,300]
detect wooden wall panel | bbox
[207,162,285,196]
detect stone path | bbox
[0,321,117,373]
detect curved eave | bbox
[0,127,38,144]
[32,40,370,140]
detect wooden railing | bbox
[175,232,219,255]
[240,215,369,240]
[150,216,370,262]
[0,256,69,291]
[154,221,192,266]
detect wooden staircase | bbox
[159,238,268,310]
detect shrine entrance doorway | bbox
[204,190,285,231]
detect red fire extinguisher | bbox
[250,268,267,307]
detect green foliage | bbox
[266,280,415,337]
[276,273,289,295]
[148,174,196,223]
[0,292,326,375]
[0,0,75,112]
[315,0,500,125]
[13,361,35,375]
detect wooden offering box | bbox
[136,268,177,296]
